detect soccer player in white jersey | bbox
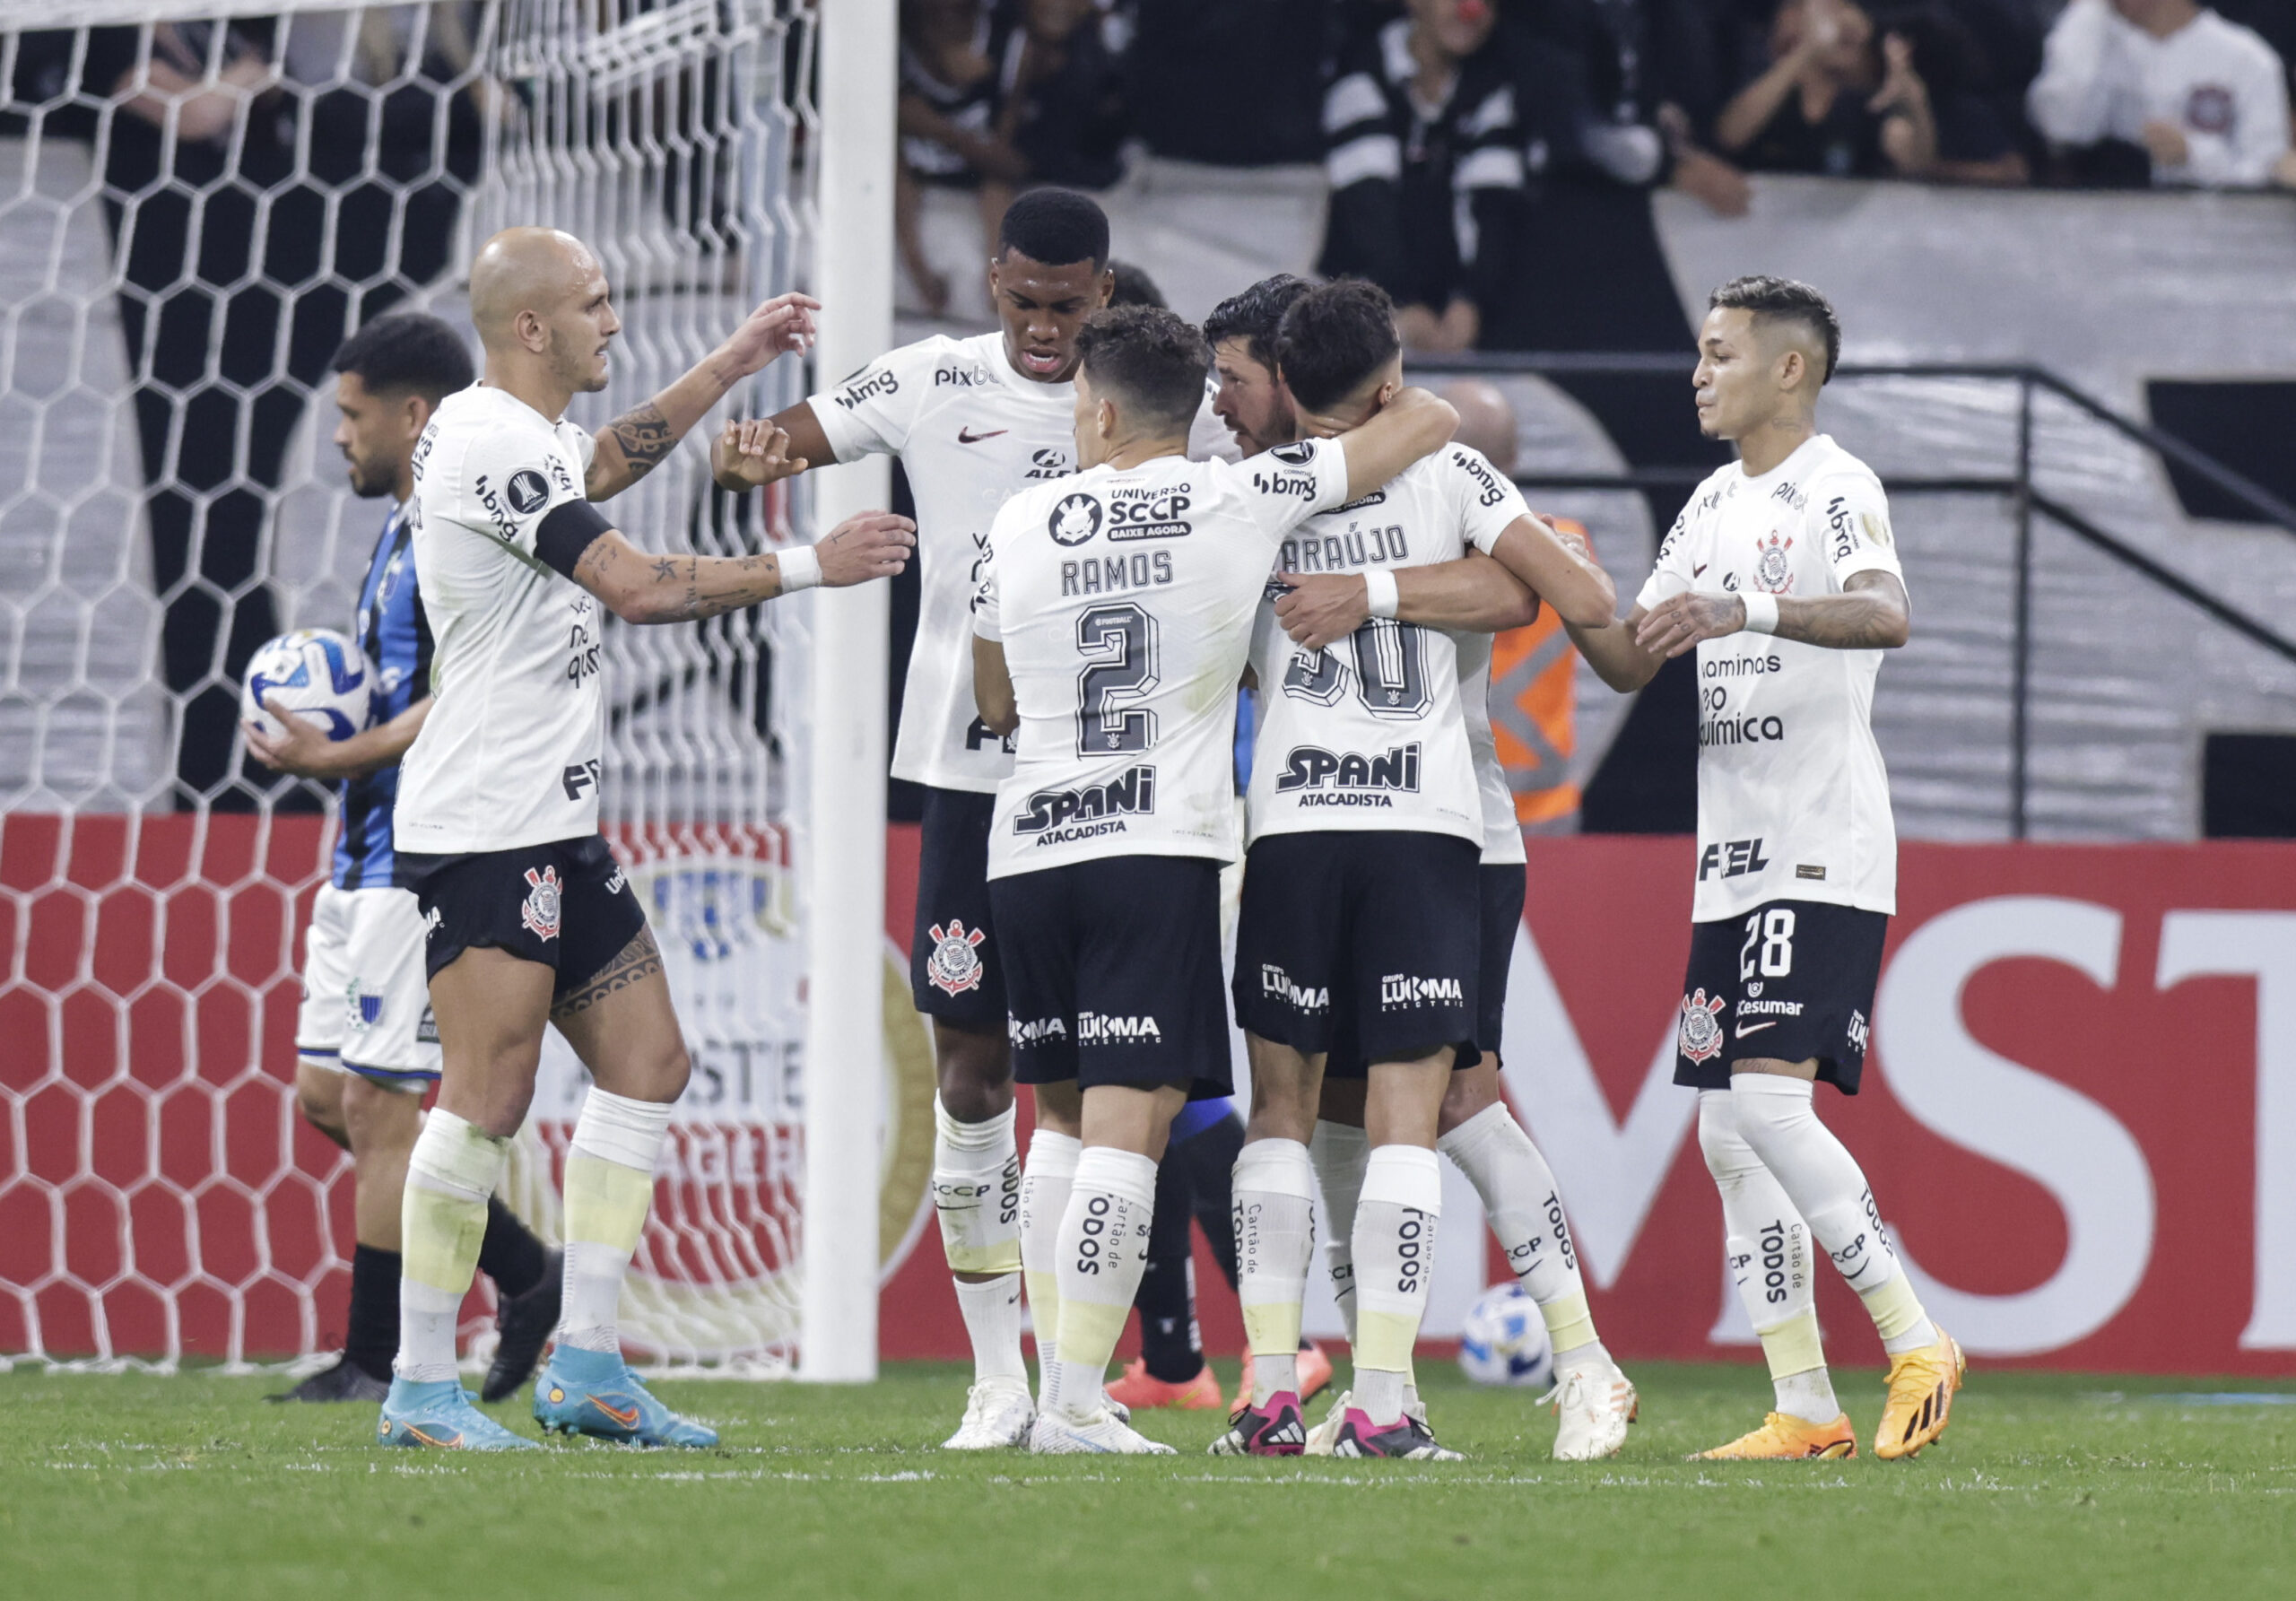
[1559,274,1964,1461]
[249,314,560,1408]
[1219,282,1620,1460]
[743,191,1219,1449]
[377,227,913,1451]
[969,304,1457,1453]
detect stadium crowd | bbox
[904,0,2296,344]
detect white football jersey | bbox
[1454,631,1526,866]
[1636,433,1904,922]
[812,332,1076,795]
[813,333,1231,796]
[973,439,1352,880]
[1245,444,1527,848]
[396,386,604,855]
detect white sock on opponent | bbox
[1018,1127,1079,1370]
[1729,1075,1938,1357]
[1308,1120,1367,1344]
[1698,1089,1839,1423]
[1045,1146,1158,1422]
[1438,1101,1615,1376]
[1233,1138,1316,1405]
[932,1098,1026,1384]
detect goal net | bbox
[0,1,915,1374]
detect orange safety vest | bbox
[1489,517,1584,829]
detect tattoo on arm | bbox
[1779,571,1910,649]
[550,926,664,1019]
[605,403,677,482]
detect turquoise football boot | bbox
[533,1346,719,1448]
[377,1377,539,1450]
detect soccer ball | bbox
[240,629,376,743]
[1457,1282,1554,1389]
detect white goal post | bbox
[0,0,908,1376]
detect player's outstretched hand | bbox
[243,698,346,779]
[814,510,917,587]
[719,291,822,376]
[713,417,807,490]
[1635,591,1748,658]
[1273,572,1370,651]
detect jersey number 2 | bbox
[1075,603,1160,755]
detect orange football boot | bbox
[1694,1412,1858,1460]
[1105,1358,1224,1412]
[1875,1326,1966,1459]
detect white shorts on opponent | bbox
[295,883,439,1090]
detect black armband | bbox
[535,499,614,579]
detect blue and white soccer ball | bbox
[240,629,376,743]
[1457,1282,1554,1389]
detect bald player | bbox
[378,228,913,1450]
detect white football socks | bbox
[1352,1144,1441,1427]
[1233,1137,1316,1405]
[559,1087,671,1354]
[932,1098,1026,1384]
[1699,1089,1838,1423]
[1045,1146,1157,1422]
[1438,1101,1614,1377]
[1728,1075,1939,1358]
[1308,1119,1367,1344]
[396,1109,508,1383]
[1018,1127,1079,1369]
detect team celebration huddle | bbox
[251,184,1963,1463]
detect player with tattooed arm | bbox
[375,227,912,1450]
[1559,275,1961,1462]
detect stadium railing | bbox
[1407,352,2296,840]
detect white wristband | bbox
[1739,590,1779,634]
[778,543,822,594]
[1363,567,1400,620]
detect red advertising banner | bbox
[5,816,2292,1374]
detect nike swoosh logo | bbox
[1692,563,1708,577]
[1735,1021,1777,1039]
[957,427,1008,444]
[588,1397,643,1429]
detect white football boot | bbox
[1303,1389,1350,1457]
[1546,1365,1639,1460]
[941,1376,1035,1449]
[1028,1405,1176,1455]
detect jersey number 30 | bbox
[1283,618,1431,720]
[1074,603,1161,755]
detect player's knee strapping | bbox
[1019,1127,1080,1366]
[399,1109,509,1382]
[1308,1120,1367,1344]
[1438,1102,1602,1355]
[560,1088,672,1353]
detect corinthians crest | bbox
[1679,988,1726,1063]
[1752,529,1795,594]
[926,918,987,996]
[520,865,563,941]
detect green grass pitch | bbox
[4,1361,2292,1600]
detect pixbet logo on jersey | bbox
[520,866,563,942]
[926,920,987,996]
